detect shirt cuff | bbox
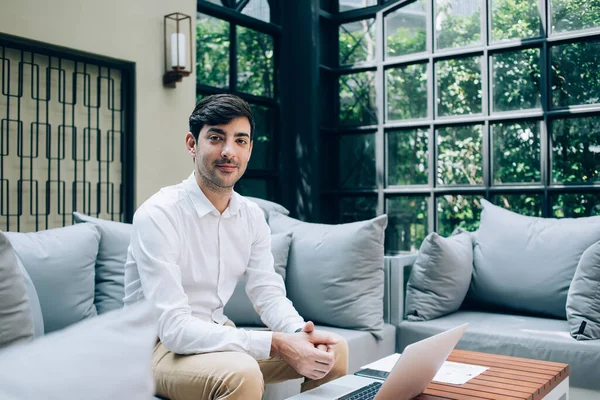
[248,330,273,360]
[289,322,306,334]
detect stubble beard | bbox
[196,160,240,194]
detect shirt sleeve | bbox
[244,208,305,334]
[130,203,273,359]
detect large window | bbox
[320,0,600,254]
[196,1,279,200]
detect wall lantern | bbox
[163,12,193,88]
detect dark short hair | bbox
[189,94,254,142]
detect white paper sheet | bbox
[360,353,488,385]
[432,361,488,384]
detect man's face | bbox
[189,116,253,192]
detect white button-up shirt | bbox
[123,172,305,360]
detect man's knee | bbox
[220,353,265,398]
[154,348,265,400]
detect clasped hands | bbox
[270,321,338,380]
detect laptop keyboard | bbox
[337,382,382,400]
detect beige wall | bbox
[1,0,196,207]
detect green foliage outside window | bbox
[492,49,541,112]
[387,129,428,186]
[196,14,229,88]
[435,0,481,50]
[437,194,482,236]
[551,40,600,108]
[237,27,274,97]
[552,0,600,33]
[385,0,427,58]
[491,0,540,41]
[339,19,376,65]
[437,125,483,186]
[387,63,428,120]
[436,57,482,116]
[492,121,541,184]
[552,117,600,184]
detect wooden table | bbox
[417,349,569,400]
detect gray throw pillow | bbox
[269,213,388,338]
[5,224,101,333]
[405,231,473,321]
[245,197,290,220]
[0,232,34,348]
[566,240,600,340]
[0,302,158,400]
[468,199,600,319]
[16,256,44,338]
[73,212,132,314]
[224,232,293,326]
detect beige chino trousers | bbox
[152,325,349,400]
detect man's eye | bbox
[209,136,222,141]
[237,139,247,145]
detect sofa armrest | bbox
[383,254,417,325]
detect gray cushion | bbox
[269,213,388,338]
[16,256,44,338]
[405,231,473,321]
[469,199,600,319]
[245,197,290,220]
[567,240,600,340]
[5,224,101,333]
[0,302,158,400]
[397,310,600,390]
[0,232,34,348]
[224,232,293,326]
[73,212,131,314]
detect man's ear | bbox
[185,132,196,157]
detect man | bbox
[124,94,348,400]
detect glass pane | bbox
[552,0,600,33]
[339,18,376,65]
[492,49,541,112]
[387,129,429,185]
[491,0,541,42]
[235,178,268,198]
[248,105,274,170]
[552,116,600,184]
[237,27,274,97]
[552,193,600,217]
[339,133,376,188]
[437,125,483,185]
[435,0,482,50]
[339,0,377,12]
[339,71,377,126]
[385,0,427,58]
[386,63,428,121]
[196,13,230,88]
[339,196,377,223]
[551,40,600,108]
[491,194,542,216]
[437,194,482,236]
[386,196,429,253]
[492,121,541,184]
[436,57,482,116]
[241,0,270,23]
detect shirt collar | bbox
[183,172,240,218]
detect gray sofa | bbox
[394,200,600,400]
[1,197,403,400]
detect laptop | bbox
[291,323,468,400]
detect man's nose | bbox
[221,143,234,159]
